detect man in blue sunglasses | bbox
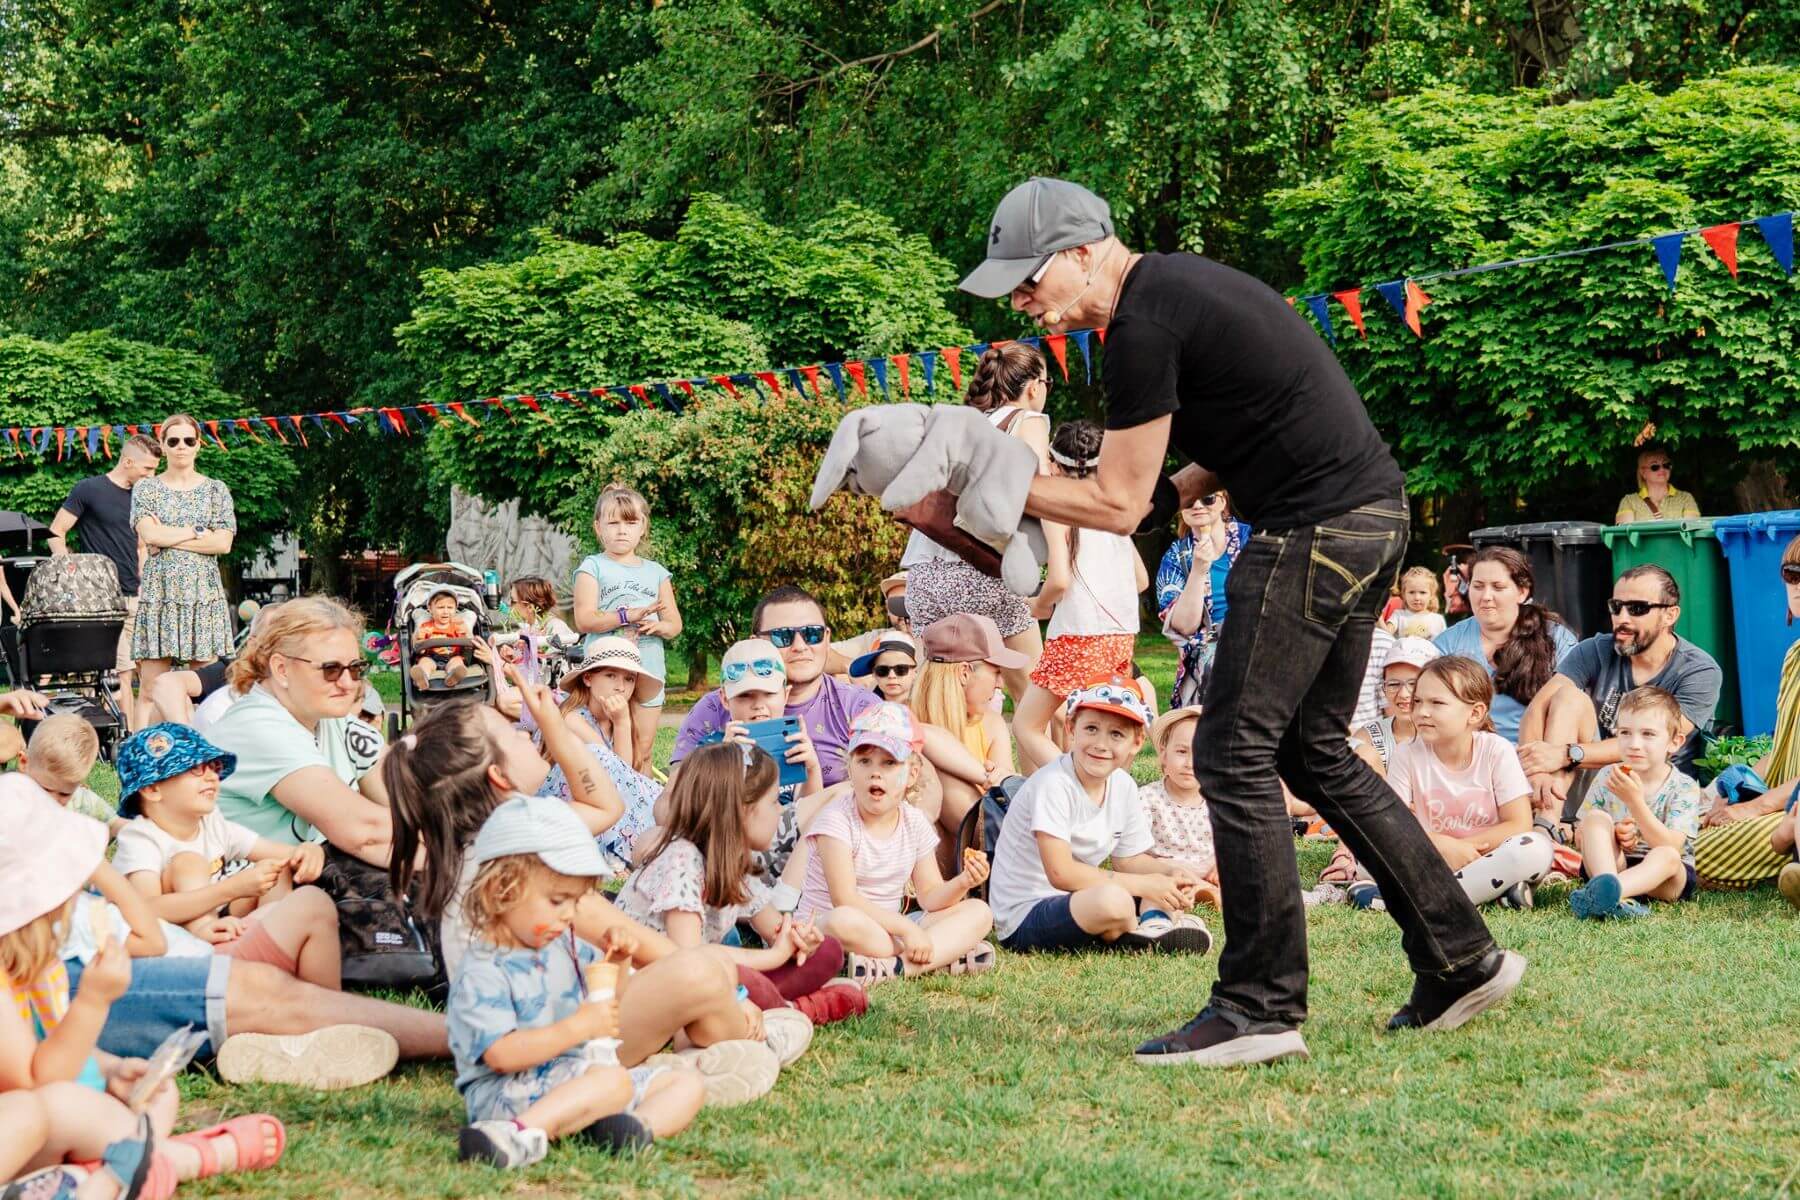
[672,586,880,787]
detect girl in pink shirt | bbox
[1352,656,1554,911]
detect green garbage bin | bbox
[1600,519,1740,731]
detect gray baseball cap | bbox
[959,177,1115,299]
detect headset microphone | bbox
[1042,243,1113,326]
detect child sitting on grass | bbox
[411,589,481,691]
[1,791,286,1199]
[988,677,1212,955]
[451,794,704,1169]
[1350,656,1553,912]
[793,703,995,984]
[111,724,342,988]
[543,637,663,867]
[1140,706,1219,908]
[1569,686,1703,919]
[617,742,864,1026]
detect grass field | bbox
[68,635,1800,1197]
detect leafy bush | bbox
[1694,733,1774,783]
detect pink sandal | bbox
[948,940,997,976]
[170,1114,287,1178]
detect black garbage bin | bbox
[1469,521,1610,639]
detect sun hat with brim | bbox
[1150,705,1204,754]
[959,177,1116,299]
[470,794,612,878]
[0,792,107,936]
[721,638,787,700]
[116,722,238,818]
[1384,637,1443,672]
[1065,675,1153,729]
[878,571,908,597]
[846,701,924,762]
[566,636,648,687]
[849,632,918,679]
[920,613,1029,670]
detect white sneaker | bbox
[643,1039,779,1108]
[216,1024,398,1091]
[1303,883,1347,908]
[759,1008,814,1068]
[459,1121,548,1168]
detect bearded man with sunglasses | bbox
[1518,564,1723,818]
[959,177,1517,1068]
[672,585,880,787]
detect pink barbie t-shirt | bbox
[1384,732,1530,838]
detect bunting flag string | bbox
[7,210,1793,462]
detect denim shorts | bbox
[65,953,232,1061]
[999,895,1099,953]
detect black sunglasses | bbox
[1645,462,1671,472]
[1782,564,1800,585]
[761,624,827,649]
[284,655,369,682]
[1607,599,1675,617]
[872,663,914,679]
[164,435,199,448]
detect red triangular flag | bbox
[327,412,352,431]
[288,415,308,447]
[1402,281,1431,338]
[75,427,90,460]
[894,356,911,398]
[125,425,139,436]
[800,365,823,400]
[711,375,740,400]
[1044,334,1069,380]
[629,385,650,409]
[1701,223,1740,278]
[8,429,20,459]
[204,420,227,451]
[675,380,696,403]
[448,402,478,426]
[419,404,441,423]
[485,398,512,418]
[1285,296,1297,308]
[56,427,66,461]
[942,346,962,392]
[754,371,782,399]
[235,418,260,444]
[1333,289,1367,338]
[846,361,867,398]
[1094,326,1107,345]
[263,415,289,444]
[100,425,113,459]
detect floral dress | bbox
[131,476,236,661]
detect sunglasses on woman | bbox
[872,663,914,679]
[1645,462,1671,472]
[1606,599,1675,617]
[164,435,199,448]
[284,655,369,682]
[1782,564,1800,585]
[761,625,827,649]
[722,657,782,682]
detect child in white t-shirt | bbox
[1349,656,1553,912]
[1382,567,1448,640]
[989,678,1213,954]
[793,703,993,984]
[112,722,342,986]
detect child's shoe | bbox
[409,662,432,691]
[1569,873,1622,920]
[1779,862,1800,910]
[643,1039,779,1108]
[459,1121,548,1168]
[216,1024,398,1090]
[1346,881,1386,912]
[1615,899,1651,918]
[1496,882,1535,910]
[1119,914,1213,954]
[1302,883,1346,908]
[759,1007,814,1068]
[581,1114,652,1155]
[792,981,869,1026]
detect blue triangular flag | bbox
[33,428,51,454]
[869,358,888,398]
[920,351,937,395]
[785,368,806,399]
[734,374,761,401]
[1756,213,1794,275]
[1305,295,1336,345]
[1652,233,1685,293]
[309,414,325,430]
[1070,330,1094,383]
[606,387,631,409]
[1017,336,1041,352]
[653,382,678,413]
[968,342,990,361]
[1374,282,1407,324]
[823,361,845,400]
[87,426,102,457]
[341,410,361,424]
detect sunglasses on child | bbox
[1606,599,1675,617]
[722,657,782,682]
[283,655,369,682]
[761,625,827,648]
[872,663,914,679]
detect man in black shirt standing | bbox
[961,178,1521,1066]
[48,432,162,727]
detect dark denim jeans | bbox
[1193,495,1495,1026]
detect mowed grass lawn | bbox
[64,636,1800,1196]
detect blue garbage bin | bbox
[1712,512,1800,737]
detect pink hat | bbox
[0,792,105,936]
[847,701,925,762]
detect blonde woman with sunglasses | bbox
[1615,447,1700,523]
[130,413,238,727]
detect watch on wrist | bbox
[1566,743,1585,767]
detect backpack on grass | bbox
[314,845,445,1001]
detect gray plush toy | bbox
[809,403,1048,597]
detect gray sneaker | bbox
[644,1039,780,1108]
[459,1120,548,1168]
[759,1008,814,1068]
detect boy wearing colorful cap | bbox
[113,723,343,988]
[848,631,918,704]
[988,677,1213,955]
[791,703,995,983]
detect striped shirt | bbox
[797,793,938,921]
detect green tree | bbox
[1269,66,1800,526]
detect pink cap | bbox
[0,792,106,937]
[847,701,924,761]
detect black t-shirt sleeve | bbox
[60,478,90,520]
[1102,316,1184,431]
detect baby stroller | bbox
[393,562,494,725]
[3,554,129,762]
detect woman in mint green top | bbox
[209,596,394,864]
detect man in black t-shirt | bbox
[960,178,1518,1067]
[48,432,162,725]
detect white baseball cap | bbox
[720,638,787,699]
[1384,637,1443,672]
[470,794,611,878]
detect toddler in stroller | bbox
[409,589,486,692]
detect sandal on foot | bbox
[170,1113,286,1177]
[1318,844,1357,885]
[846,952,903,987]
[948,940,997,976]
[71,1115,178,1200]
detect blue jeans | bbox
[1194,496,1494,1026]
[65,954,232,1061]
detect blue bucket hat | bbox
[116,722,238,818]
